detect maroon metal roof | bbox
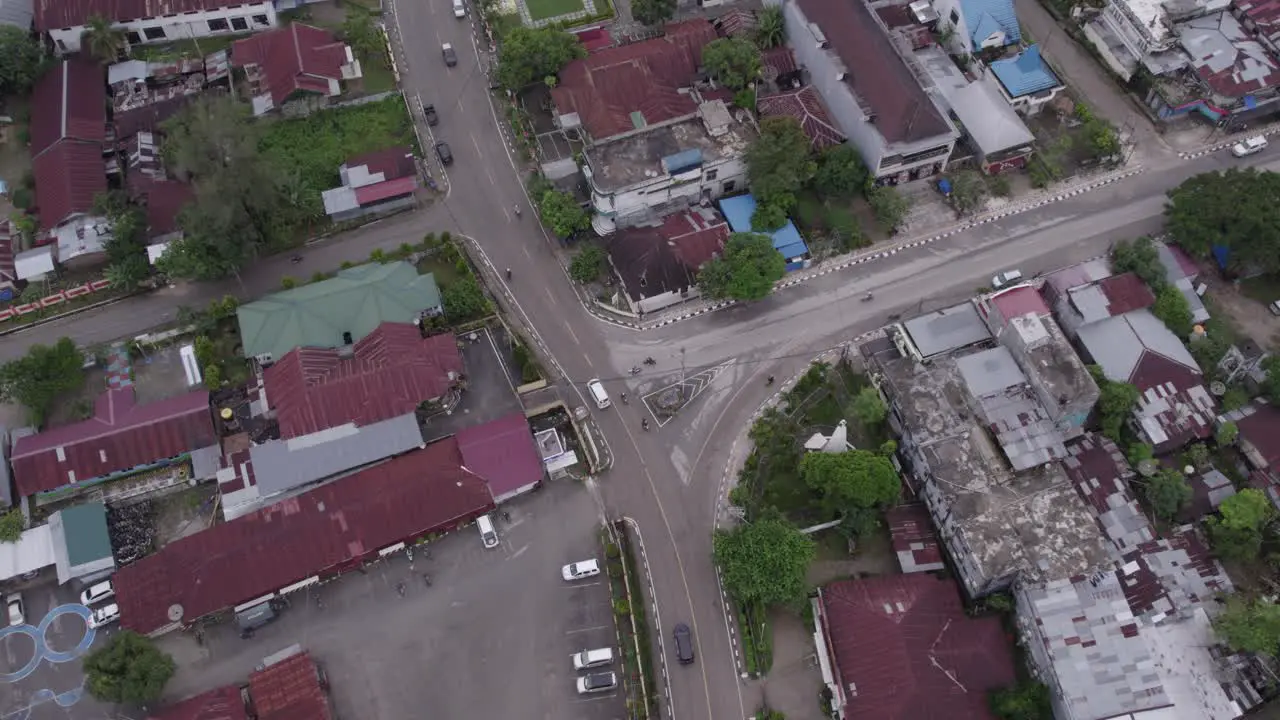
[33,140,108,230]
[149,686,247,720]
[11,388,215,497]
[345,146,416,182]
[762,47,798,77]
[114,95,195,142]
[1121,530,1226,617]
[660,209,729,267]
[757,86,846,150]
[1063,434,1134,518]
[264,323,463,439]
[573,26,614,53]
[1237,401,1280,471]
[713,9,758,37]
[1238,0,1280,48]
[129,176,195,237]
[1096,273,1156,316]
[0,222,15,282]
[607,209,728,301]
[353,176,418,206]
[114,439,494,634]
[30,59,106,157]
[35,0,235,30]
[248,652,331,720]
[1165,243,1200,279]
[816,574,1015,719]
[456,413,544,499]
[885,503,944,572]
[990,285,1050,319]
[793,0,951,145]
[231,24,350,108]
[551,20,717,140]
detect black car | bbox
[423,103,438,126]
[673,622,695,664]
[442,43,458,67]
[436,141,453,165]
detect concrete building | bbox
[929,0,1022,54]
[37,0,277,56]
[989,45,1068,115]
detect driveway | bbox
[157,479,628,720]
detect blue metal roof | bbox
[662,149,704,175]
[990,45,1061,97]
[960,0,1020,47]
[717,194,810,261]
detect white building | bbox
[37,0,278,55]
[1084,0,1230,80]
[929,0,1022,55]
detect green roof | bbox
[59,503,112,567]
[238,262,442,359]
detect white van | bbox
[1231,135,1267,157]
[452,0,466,17]
[571,647,614,670]
[587,379,610,409]
[477,514,499,548]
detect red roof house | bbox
[322,147,420,220]
[757,86,846,150]
[10,388,216,497]
[814,574,1016,719]
[551,19,718,141]
[606,207,729,306]
[30,58,108,232]
[263,323,463,439]
[232,24,360,115]
[456,412,544,503]
[248,652,332,720]
[148,686,248,720]
[886,503,945,573]
[114,439,493,634]
[1228,400,1280,474]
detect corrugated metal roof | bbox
[990,45,1060,97]
[1063,434,1155,556]
[148,686,247,720]
[231,24,350,109]
[249,413,425,497]
[33,140,108,230]
[886,503,945,573]
[960,0,1021,46]
[901,302,992,358]
[248,652,332,720]
[115,439,494,634]
[717,194,809,259]
[1076,309,1198,385]
[456,413,544,501]
[30,58,105,157]
[353,176,417,206]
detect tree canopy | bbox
[1215,596,1280,654]
[1151,284,1194,337]
[0,338,86,427]
[569,244,607,284]
[697,232,786,301]
[1110,236,1165,290]
[989,680,1054,720]
[81,15,126,64]
[851,387,886,428]
[713,517,814,607]
[799,450,900,518]
[1144,469,1191,521]
[538,189,590,238]
[747,116,816,218]
[811,145,867,199]
[1166,168,1280,275]
[1208,488,1275,561]
[496,27,585,91]
[94,191,152,289]
[632,0,676,25]
[83,631,176,704]
[867,186,911,230]
[702,38,762,91]
[1091,368,1138,442]
[0,508,24,543]
[948,171,988,214]
[756,6,786,49]
[0,26,46,97]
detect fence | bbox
[0,279,113,323]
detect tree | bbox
[0,338,86,427]
[799,450,900,518]
[93,191,152,288]
[1185,442,1211,470]
[341,8,384,59]
[0,26,45,96]
[811,145,867,199]
[755,6,786,49]
[747,116,816,213]
[1215,596,1280,654]
[1151,284,1193,337]
[1166,168,1280,275]
[1208,488,1275,561]
[0,508,25,543]
[1093,371,1139,442]
[81,15,126,64]
[948,171,988,215]
[442,277,489,321]
[702,38,761,91]
[83,631,175,704]
[697,232,786,301]
[750,201,788,232]
[495,27,585,90]
[104,255,151,290]
[632,0,676,25]
[713,517,814,607]
[851,387,886,427]
[989,680,1053,720]
[1144,469,1192,521]
[568,244,607,284]
[538,190,589,238]
[1126,442,1154,467]
[1217,420,1239,446]
[1110,236,1165,290]
[867,186,910,231]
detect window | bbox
[230,16,248,30]
[207,17,229,31]
[252,13,269,25]
[722,180,736,193]
[143,26,166,40]
[949,9,959,24]
[126,31,141,45]
[704,169,718,181]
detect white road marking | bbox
[563,581,603,589]
[564,624,610,635]
[562,322,581,347]
[509,544,528,560]
[521,244,533,259]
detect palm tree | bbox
[82,15,126,63]
[756,6,785,50]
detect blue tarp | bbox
[1212,245,1230,270]
[662,149,703,175]
[718,195,810,263]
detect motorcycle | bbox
[861,292,873,302]
[643,357,656,366]
[396,581,407,597]
[641,418,650,431]
[629,366,642,376]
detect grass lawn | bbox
[1239,274,1280,304]
[525,0,585,21]
[357,51,397,94]
[132,33,251,61]
[343,0,385,12]
[415,253,462,288]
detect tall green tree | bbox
[747,116,816,217]
[755,6,786,49]
[93,191,152,288]
[0,508,25,543]
[713,517,814,607]
[81,15,126,64]
[1215,596,1280,654]
[799,450,900,518]
[1208,488,1275,561]
[702,38,762,91]
[1091,368,1139,442]
[867,186,910,231]
[496,27,585,90]
[1166,168,1280,275]
[948,171,988,214]
[568,244,607,284]
[697,232,786,301]
[0,26,46,96]
[341,8,384,58]
[1144,469,1192,521]
[1151,284,1194,336]
[632,0,676,25]
[851,386,886,427]
[811,145,867,199]
[989,680,1053,720]
[538,189,589,238]
[83,631,176,704]
[1110,236,1166,290]
[0,338,86,427]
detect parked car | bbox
[80,580,115,606]
[576,671,617,694]
[572,647,614,670]
[561,559,600,581]
[442,43,457,67]
[672,622,695,664]
[453,0,466,17]
[436,141,453,165]
[88,603,121,629]
[991,269,1024,289]
[423,103,438,126]
[1231,135,1268,157]
[476,514,499,549]
[6,594,24,627]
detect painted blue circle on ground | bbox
[40,604,96,664]
[0,624,43,684]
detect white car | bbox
[453,0,466,16]
[991,269,1024,289]
[561,559,600,581]
[88,603,121,629]
[80,580,115,606]
[1231,135,1267,157]
[6,595,24,627]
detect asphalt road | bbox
[4,14,1277,720]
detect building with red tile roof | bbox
[11,388,217,498]
[605,207,729,312]
[886,503,945,573]
[148,686,248,720]
[114,439,494,635]
[248,651,332,720]
[456,412,544,503]
[263,323,463,439]
[757,86,846,150]
[232,24,360,115]
[813,574,1015,719]
[551,19,718,141]
[321,147,419,221]
[30,58,108,235]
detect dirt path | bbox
[1199,271,1280,352]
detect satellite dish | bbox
[167,604,185,622]
[1210,381,1226,396]
[1138,460,1158,477]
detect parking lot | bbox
[158,478,630,719]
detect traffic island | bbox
[600,521,658,719]
[641,362,731,427]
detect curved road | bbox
[4,9,1278,718]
